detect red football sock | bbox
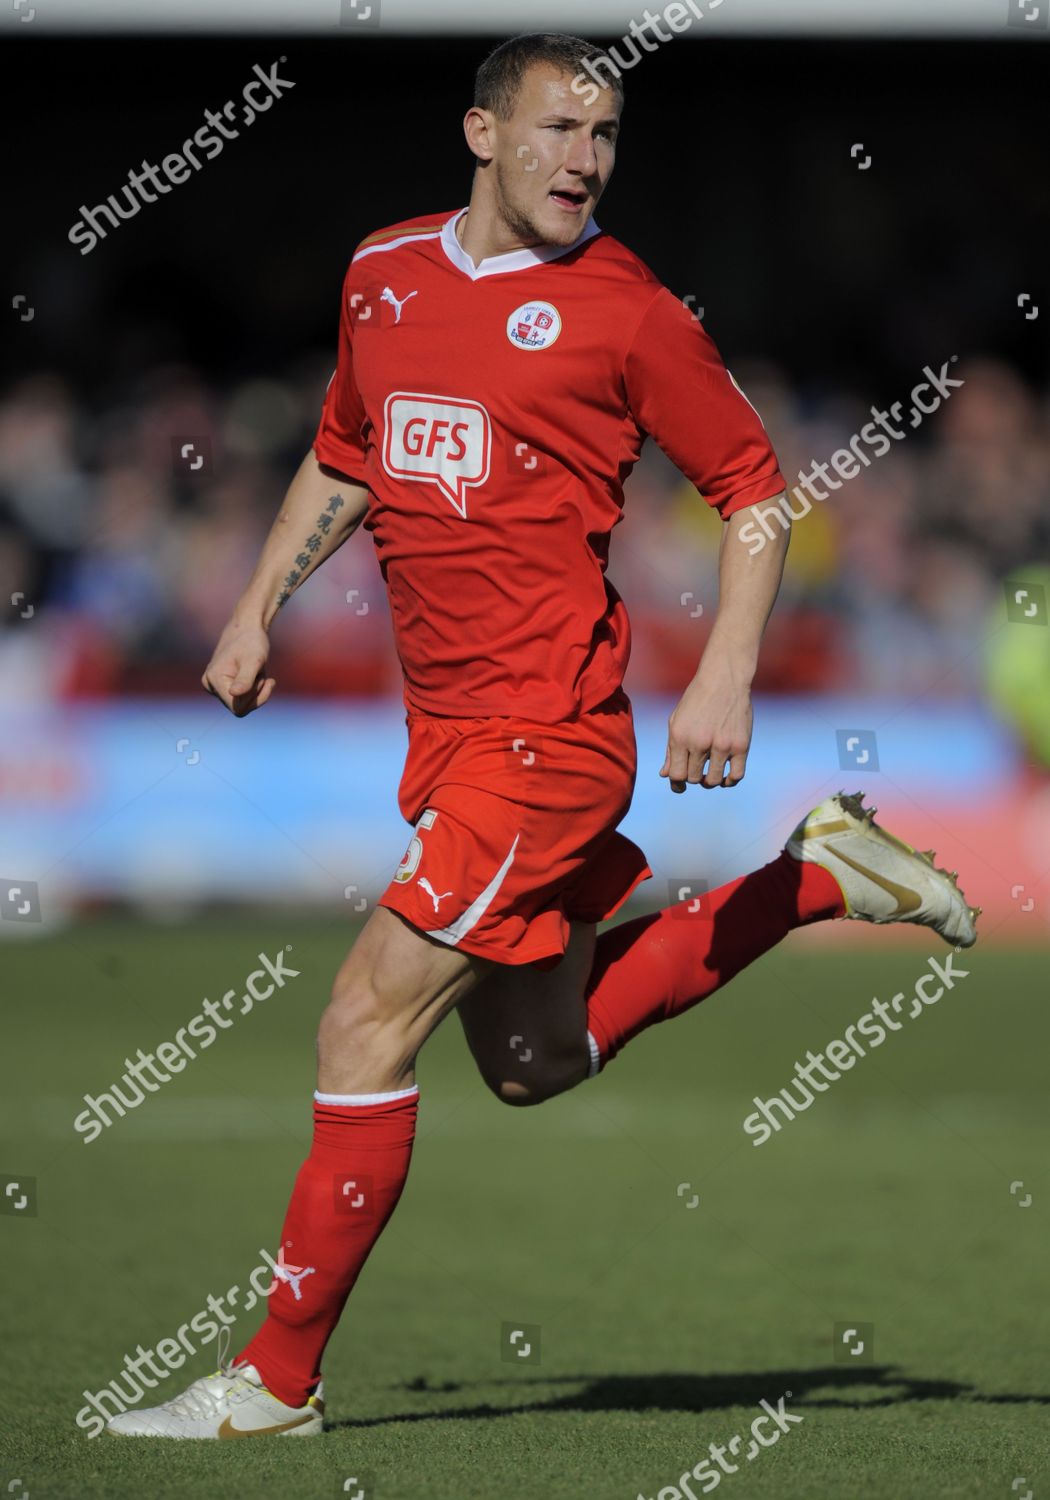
[236,1088,419,1407]
[585,851,844,1069]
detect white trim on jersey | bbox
[440,207,601,281]
[425,833,520,946]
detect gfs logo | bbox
[507,300,562,351]
[383,392,491,519]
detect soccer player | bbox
[108,32,977,1439]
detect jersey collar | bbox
[440,207,600,281]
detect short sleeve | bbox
[623,287,785,517]
[313,263,369,484]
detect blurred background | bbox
[2,2,1049,932]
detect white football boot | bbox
[787,791,979,948]
[106,1337,324,1439]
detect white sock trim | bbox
[314,1085,420,1106]
[586,1030,602,1079]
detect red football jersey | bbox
[313,207,785,723]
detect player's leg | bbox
[461,846,840,1102]
[106,905,493,1439]
[584,792,978,1073]
[464,792,979,1101]
[458,920,596,1104]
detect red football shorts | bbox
[377,688,652,967]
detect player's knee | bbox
[482,1052,583,1107]
[490,1077,555,1107]
[318,974,393,1064]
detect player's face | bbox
[493,64,620,248]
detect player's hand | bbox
[660,658,754,792]
[201,620,276,717]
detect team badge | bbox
[506,301,562,351]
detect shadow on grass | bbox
[327,1365,1050,1431]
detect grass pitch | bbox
[1,916,1046,1499]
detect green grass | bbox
[1,916,1047,1499]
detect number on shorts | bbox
[393,807,438,883]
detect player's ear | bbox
[463,105,495,163]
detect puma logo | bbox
[272,1245,316,1302]
[381,286,418,324]
[419,876,453,913]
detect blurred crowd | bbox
[1,354,1048,704]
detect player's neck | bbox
[455,198,544,268]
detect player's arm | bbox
[660,500,789,792]
[201,449,368,717]
[623,286,792,791]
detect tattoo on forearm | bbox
[273,493,351,612]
